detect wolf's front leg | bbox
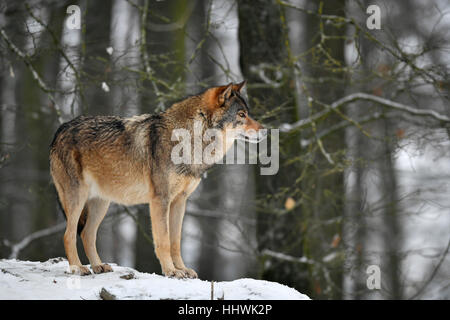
[149,197,185,279]
[169,194,198,279]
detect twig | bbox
[262,248,340,294]
[138,0,165,111]
[25,4,86,109]
[120,205,153,245]
[279,92,450,133]
[263,248,338,293]
[0,28,64,124]
[146,0,196,32]
[408,238,450,300]
[262,249,312,264]
[332,93,450,122]
[301,111,388,147]
[4,222,66,259]
[100,287,117,300]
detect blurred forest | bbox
[0,0,449,300]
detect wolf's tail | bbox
[54,186,88,235]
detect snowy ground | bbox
[0,258,310,300]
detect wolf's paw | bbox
[164,268,187,279]
[69,265,91,276]
[92,263,113,274]
[177,267,198,279]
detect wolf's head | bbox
[168,81,268,173]
[202,81,266,144]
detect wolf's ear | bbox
[217,83,233,105]
[205,83,233,108]
[232,80,247,93]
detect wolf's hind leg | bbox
[62,185,90,276]
[80,198,112,274]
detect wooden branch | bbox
[4,222,66,259]
[25,4,86,108]
[279,93,450,133]
[408,238,450,300]
[278,0,440,83]
[120,205,153,245]
[262,249,338,292]
[0,28,64,124]
[277,0,352,23]
[301,111,388,147]
[1,29,51,93]
[138,0,165,111]
[331,93,450,122]
[262,249,313,264]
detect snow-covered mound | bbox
[0,258,310,300]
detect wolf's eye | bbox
[238,112,246,118]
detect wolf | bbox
[50,81,265,278]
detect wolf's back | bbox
[50,115,129,151]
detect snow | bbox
[0,258,310,300]
[101,82,110,92]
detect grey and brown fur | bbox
[50,81,264,278]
